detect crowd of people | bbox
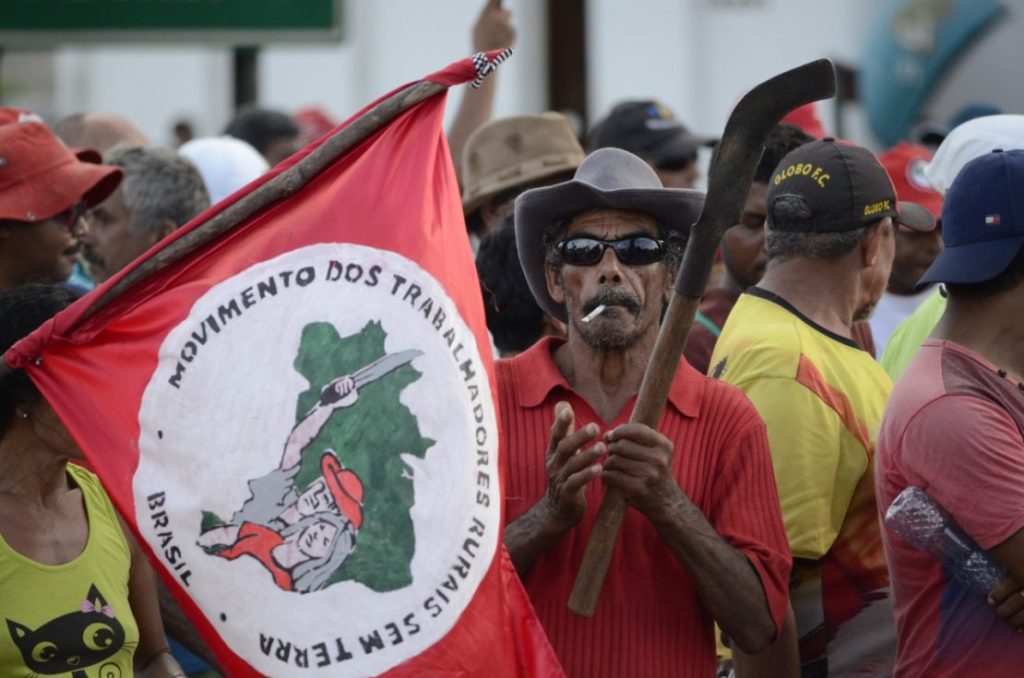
[2,2,1023,677]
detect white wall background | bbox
[1,0,1021,150]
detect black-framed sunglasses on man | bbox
[558,235,666,267]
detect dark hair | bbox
[945,242,1024,299]
[476,220,546,354]
[224,107,300,157]
[0,284,78,436]
[754,124,815,185]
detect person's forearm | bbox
[447,77,497,184]
[732,604,800,678]
[649,492,777,653]
[504,497,572,576]
[282,405,333,468]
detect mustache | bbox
[82,247,104,267]
[582,288,642,315]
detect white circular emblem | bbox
[135,243,500,676]
[906,157,933,192]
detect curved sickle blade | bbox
[567,59,837,618]
[678,57,837,298]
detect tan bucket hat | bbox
[461,112,585,214]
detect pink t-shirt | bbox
[876,340,1024,677]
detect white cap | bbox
[925,114,1024,195]
[178,135,269,204]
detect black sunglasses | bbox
[558,235,666,267]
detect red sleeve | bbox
[710,413,792,638]
[901,395,1024,549]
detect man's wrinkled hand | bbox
[541,401,602,532]
[601,423,682,520]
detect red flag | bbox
[5,56,563,677]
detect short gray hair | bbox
[766,194,866,261]
[766,228,866,261]
[105,145,210,235]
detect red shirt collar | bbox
[503,336,704,418]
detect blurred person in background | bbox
[476,216,564,357]
[461,112,584,250]
[880,114,1024,381]
[83,145,209,284]
[54,112,150,154]
[870,143,944,356]
[0,109,121,293]
[178,136,269,205]
[224,106,301,167]
[588,99,716,189]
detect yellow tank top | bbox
[0,463,139,678]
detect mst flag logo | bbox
[6,54,563,677]
[135,244,499,675]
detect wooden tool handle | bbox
[567,297,699,616]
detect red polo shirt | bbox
[498,337,791,678]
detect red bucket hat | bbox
[321,452,365,530]
[0,108,122,223]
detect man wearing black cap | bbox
[588,100,715,189]
[876,149,1024,676]
[0,109,122,293]
[710,139,934,676]
[501,147,791,677]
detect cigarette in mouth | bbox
[582,304,607,323]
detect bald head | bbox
[54,113,149,153]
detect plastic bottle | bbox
[884,486,1005,595]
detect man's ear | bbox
[861,218,890,267]
[544,261,565,306]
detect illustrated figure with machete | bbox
[197,349,421,594]
[499,147,792,677]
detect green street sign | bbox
[0,0,343,45]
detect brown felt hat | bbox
[461,113,585,214]
[515,147,704,322]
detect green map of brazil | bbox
[292,321,433,591]
[199,320,433,593]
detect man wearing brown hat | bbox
[0,109,122,293]
[461,112,584,249]
[709,139,935,676]
[501,147,791,677]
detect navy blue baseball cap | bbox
[917,149,1024,287]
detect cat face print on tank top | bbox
[5,584,129,678]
